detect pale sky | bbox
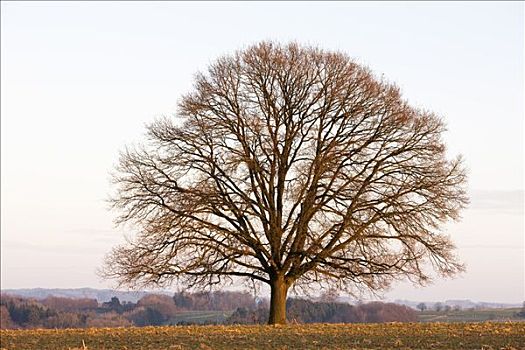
[1,1,523,303]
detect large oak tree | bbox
[104,42,467,324]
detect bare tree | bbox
[103,42,467,324]
[434,302,444,312]
[416,302,427,312]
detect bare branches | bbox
[104,41,468,299]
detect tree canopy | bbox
[103,41,468,324]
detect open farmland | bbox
[1,322,525,350]
[418,308,523,323]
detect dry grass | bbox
[1,322,524,350]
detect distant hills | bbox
[328,297,521,310]
[1,288,522,309]
[390,299,522,310]
[1,288,172,303]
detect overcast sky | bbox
[1,1,523,303]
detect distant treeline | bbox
[229,299,417,324]
[0,291,416,329]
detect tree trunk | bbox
[268,275,289,324]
